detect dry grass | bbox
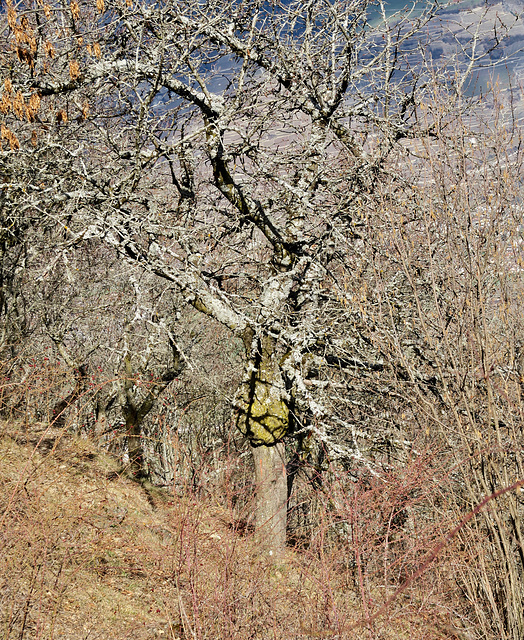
[0,421,470,640]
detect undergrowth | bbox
[0,417,475,640]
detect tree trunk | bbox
[252,441,287,558]
[51,363,89,429]
[235,333,291,557]
[126,409,144,477]
[235,334,290,446]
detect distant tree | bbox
[1,0,520,557]
[34,241,188,479]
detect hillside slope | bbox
[0,422,464,640]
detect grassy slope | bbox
[0,422,462,640]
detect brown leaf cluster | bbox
[0,83,41,124]
[1,123,20,150]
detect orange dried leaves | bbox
[1,124,20,150]
[0,81,12,115]
[0,84,42,122]
[16,47,34,68]
[6,3,37,69]
[70,0,80,20]
[44,40,55,58]
[0,95,10,115]
[26,93,41,121]
[6,0,17,30]
[12,91,25,119]
[69,60,81,81]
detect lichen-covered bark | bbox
[235,334,290,446]
[235,334,290,555]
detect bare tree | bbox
[1,0,521,557]
[35,240,189,479]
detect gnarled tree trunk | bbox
[236,333,291,556]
